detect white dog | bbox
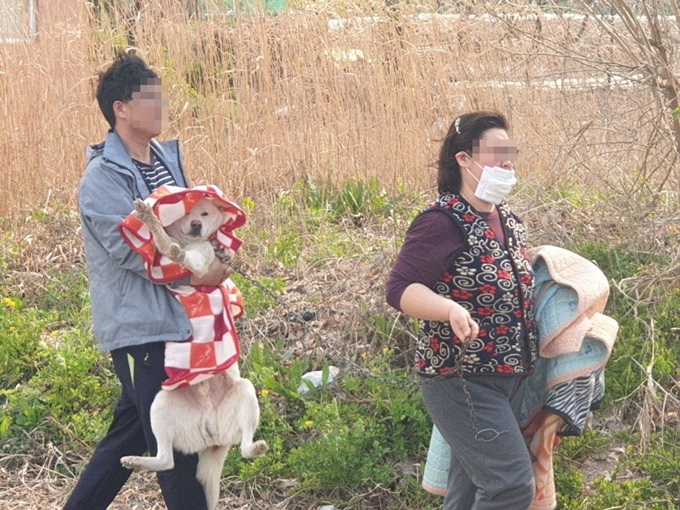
[122,197,268,510]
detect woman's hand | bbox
[400,283,480,343]
[189,257,234,286]
[447,301,479,344]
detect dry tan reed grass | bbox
[1,0,677,223]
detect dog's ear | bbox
[204,197,223,208]
[207,198,225,212]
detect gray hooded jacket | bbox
[79,130,192,352]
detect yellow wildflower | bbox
[2,297,17,309]
[304,420,314,427]
[261,389,270,396]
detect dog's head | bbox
[165,198,225,244]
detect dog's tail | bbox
[197,445,230,510]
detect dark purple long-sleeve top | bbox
[385,208,506,311]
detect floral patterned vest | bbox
[415,194,538,377]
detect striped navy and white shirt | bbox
[132,149,176,191]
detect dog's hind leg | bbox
[234,380,269,458]
[196,445,230,510]
[120,423,175,472]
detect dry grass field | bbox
[1,1,677,219]
[1,1,679,508]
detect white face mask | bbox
[466,159,517,205]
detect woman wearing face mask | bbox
[386,110,538,510]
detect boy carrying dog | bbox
[63,52,232,510]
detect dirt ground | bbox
[0,401,646,509]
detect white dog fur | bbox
[122,197,267,510]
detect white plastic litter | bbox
[297,366,340,395]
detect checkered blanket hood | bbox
[119,185,247,391]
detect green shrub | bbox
[297,176,406,225]
[0,325,116,445]
[217,340,431,497]
[0,296,57,390]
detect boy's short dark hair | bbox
[96,52,159,129]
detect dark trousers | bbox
[63,342,208,510]
[420,375,535,510]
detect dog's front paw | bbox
[121,455,143,470]
[133,199,155,223]
[167,243,185,262]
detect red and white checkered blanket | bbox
[119,185,247,390]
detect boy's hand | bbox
[189,257,233,286]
